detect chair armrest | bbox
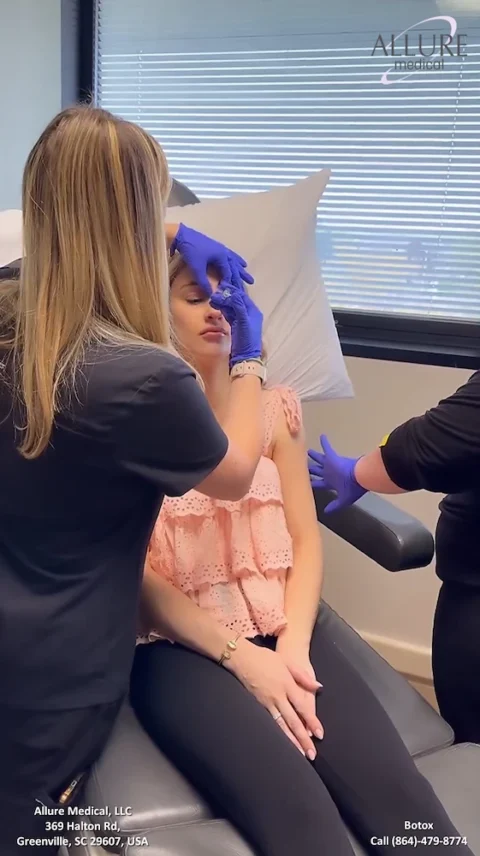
[313,488,434,572]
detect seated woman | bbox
[130,258,472,856]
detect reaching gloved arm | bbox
[210,283,263,367]
[308,435,366,513]
[308,436,406,513]
[169,223,254,295]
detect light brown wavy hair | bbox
[0,106,173,459]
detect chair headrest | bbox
[168,179,199,208]
[0,258,21,280]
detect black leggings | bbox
[433,581,480,744]
[130,614,471,856]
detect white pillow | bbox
[0,174,353,402]
[167,172,353,401]
[0,210,23,268]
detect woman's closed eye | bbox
[183,285,209,305]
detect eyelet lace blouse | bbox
[138,387,301,642]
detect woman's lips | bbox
[201,329,226,338]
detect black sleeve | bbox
[115,352,228,496]
[380,371,480,494]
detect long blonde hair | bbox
[0,106,173,459]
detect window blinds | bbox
[95,0,480,320]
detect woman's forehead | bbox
[170,265,220,293]
[170,264,195,291]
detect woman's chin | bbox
[197,336,231,359]
[193,342,230,370]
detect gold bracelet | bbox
[218,633,241,666]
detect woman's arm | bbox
[195,375,264,501]
[140,561,233,660]
[308,435,405,513]
[310,372,480,507]
[196,288,265,500]
[355,447,406,493]
[164,222,179,247]
[141,560,323,755]
[272,408,323,651]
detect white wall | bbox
[0,0,61,210]
[303,357,471,680]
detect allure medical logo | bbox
[372,15,467,85]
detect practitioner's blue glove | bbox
[210,283,263,367]
[308,435,367,514]
[171,224,254,295]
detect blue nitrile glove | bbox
[171,224,254,295]
[210,283,263,367]
[308,435,367,513]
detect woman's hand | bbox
[170,224,254,295]
[308,435,366,513]
[276,637,323,742]
[225,638,322,758]
[210,283,263,367]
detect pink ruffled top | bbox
[143,387,301,641]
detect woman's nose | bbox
[206,303,222,321]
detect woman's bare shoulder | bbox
[262,387,302,455]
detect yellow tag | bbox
[380,433,390,447]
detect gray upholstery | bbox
[315,604,452,758]
[124,822,254,856]
[84,703,211,835]
[350,745,480,856]
[416,745,480,851]
[0,256,21,279]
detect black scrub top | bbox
[0,343,228,710]
[380,370,480,586]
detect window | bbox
[92,0,480,366]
